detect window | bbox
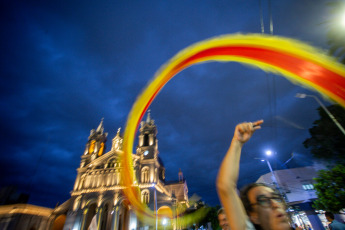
[106,159,116,168]
[89,140,96,154]
[302,184,314,190]
[143,134,149,146]
[142,167,149,183]
[98,142,105,156]
[141,190,150,203]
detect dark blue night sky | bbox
[0,0,338,208]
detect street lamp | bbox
[265,150,273,156]
[295,93,345,136]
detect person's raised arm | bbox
[216,120,263,230]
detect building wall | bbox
[256,166,319,203]
[0,204,55,230]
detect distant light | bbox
[130,223,136,230]
[111,210,114,215]
[265,150,272,156]
[261,159,265,162]
[151,183,156,187]
[162,218,167,225]
[295,93,307,98]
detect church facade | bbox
[54,112,189,230]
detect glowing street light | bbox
[162,218,168,230]
[162,218,167,225]
[265,150,273,156]
[295,93,345,136]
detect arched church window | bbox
[143,134,149,146]
[98,142,105,156]
[89,140,96,154]
[141,167,149,183]
[73,196,82,211]
[141,190,150,204]
[106,159,116,169]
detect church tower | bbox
[111,128,123,151]
[80,119,108,168]
[136,110,158,159]
[136,110,166,186]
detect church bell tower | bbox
[80,118,108,167]
[136,110,158,159]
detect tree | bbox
[197,205,220,230]
[303,104,345,164]
[313,164,345,213]
[326,1,345,64]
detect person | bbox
[216,120,291,230]
[325,211,345,230]
[218,207,231,230]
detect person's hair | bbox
[325,211,334,220]
[239,183,275,215]
[217,207,225,216]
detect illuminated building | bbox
[55,112,189,230]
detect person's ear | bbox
[249,211,260,225]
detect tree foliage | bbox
[313,164,345,213]
[326,1,345,64]
[303,104,345,164]
[198,205,220,230]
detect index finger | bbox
[252,120,264,129]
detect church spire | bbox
[96,118,104,133]
[146,110,151,123]
[116,127,121,137]
[179,168,184,182]
[112,127,123,151]
[137,110,158,158]
[81,119,108,167]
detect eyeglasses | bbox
[251,194,284,208]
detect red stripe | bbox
[172,46,345,101]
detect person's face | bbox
[218,213,230,230]
[247,186,290,230]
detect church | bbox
[51,112,190,230]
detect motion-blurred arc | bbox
[121,34,345,223]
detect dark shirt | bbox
[329,220,345,230]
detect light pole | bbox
[255,150,288,202]
[171,192,177,230]
[152,183,158,230]
[295,93,345,136]
[255,157,279,188]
